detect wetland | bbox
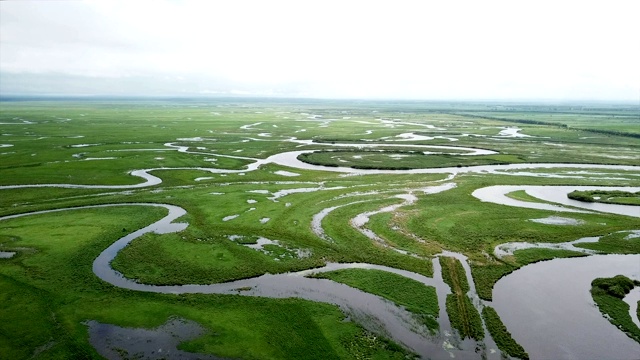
[1,99,639,359]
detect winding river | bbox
[1,140,640,359]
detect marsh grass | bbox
[569,190,640,206]
[440,257,483,340]
[445,295,484,341]
[575,232,640,254]
[591,275,640,343]
[482,306,529,359]
[311,268,439,331]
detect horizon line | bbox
[1,94,639,106]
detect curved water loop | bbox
[473,185,640,217]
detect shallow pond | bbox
[86,317,221,360]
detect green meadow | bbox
[1,99,638,359]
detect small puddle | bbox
[273,170,300,177]
[496,127,533,138]
[0,251,16,259]
[222,215,239,222]
[228,235,311,260]
[267,185,346,202]
[529,216,585,225]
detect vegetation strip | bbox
[440,256,469,293]
[591,275,640,343]
[439,257,483,340]
[482,307,529,359]
[445,295,484,341]
[569,190,640,206]
[310,268,439,331]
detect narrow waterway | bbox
[623,287,640,330]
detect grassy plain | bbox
[1,98,638,358]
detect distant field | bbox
[459,109,640,137]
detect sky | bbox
[1,0,639,101]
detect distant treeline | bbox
[454,113,640,139]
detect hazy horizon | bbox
[2,1,639,101]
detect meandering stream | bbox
[1,140,639,359]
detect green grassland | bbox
[1,99,639,358]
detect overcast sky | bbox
[1,0,639,101]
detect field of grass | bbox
[439,257,483,340]
[310,268,439,331]
[1,99,638,358]
[482,307,529,359]
[458,109,640,137]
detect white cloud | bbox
[1,0,639,100]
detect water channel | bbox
[1,141,639,359]
[493,255,640,360]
